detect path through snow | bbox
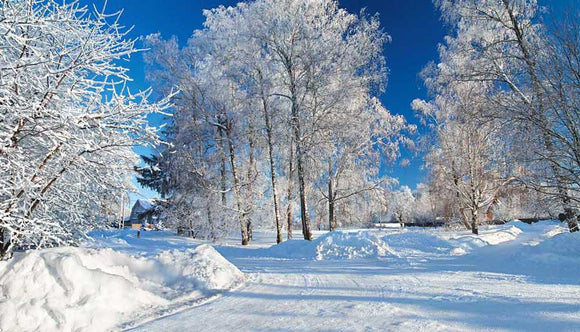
[131,223,580,331]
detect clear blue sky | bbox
[82,0,447,199]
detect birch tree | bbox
[145,0,412,243]
[432,0,580,231]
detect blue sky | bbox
[82,0,447,199]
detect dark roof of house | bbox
[129,199,155,222]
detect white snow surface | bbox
[3,221,580,331]
[0,234,244,332]
[135,221,580,331]
[263,230,397,260]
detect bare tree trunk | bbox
[285,60,312,241]
[262,97,283,243]
[471,210,479,235]
[561,206,579,232]
[328,159,335,231]
[246,131,255,241]
[218,127,227,206]
[291,99,312,240]
[303,196,312,237]
[286,136,295,239]
[119,191,125,229]
[451,161,470,230]
[329,196,335,231]
[207,204,215,241]
[224,120,249,245]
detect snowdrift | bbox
[0,244,244,332]
[519,231,580,275]
[315,231,396,260]
[265,231,397,260]
[455,221,579,280]
[442,225,523,255]
[265,223,532,260]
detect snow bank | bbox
[479,225,523,245]
[444,221,580,281]
[265,238,318,259]
[314,231,396,260]
[485,227,580,278]
[156,245,245,294]
[265,225,525,260]
[377,227,521,258]
[260,221,567,264]
[266,231,397,260]
[442,225,523,255]
[0,245,244,332]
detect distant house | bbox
[128,199,158,229]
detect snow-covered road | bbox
[131,225,580,332]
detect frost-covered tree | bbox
[143,34,228,241]
[316,97,413,231]
[0,1,169,259]
[145,0,412,244]
[389,186,415,226]
[231,0,405,240]
[430,0,580,231]
[414,80,511,234]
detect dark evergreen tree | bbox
[135,154,170,199]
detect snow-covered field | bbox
[2,221,580,331]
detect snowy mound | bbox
[314,231,396,260]
[266,223,531,260]
[156,245,245,293]
[443,225,523,255]
[267,231,396,260]
[0,245,244,332]
[447,221,579,281]
[379,226,522,257]
[517,231,580,277]
[478,225,522,245]
[265,238,318,259]
[495,225,579,274]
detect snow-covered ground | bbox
[2,221,580,331]
[0,231,244,332]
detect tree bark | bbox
[451,160,470,230]
[471,211,479,235]
[328,159,335,231]
[288,76,312,241]
[262,96,283,243]
[563,207,579,232]
[218,127,227,206]
[286,136,295,239]
[246,130,256,241]
[224,119,249,245]
[207,204,215,241]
